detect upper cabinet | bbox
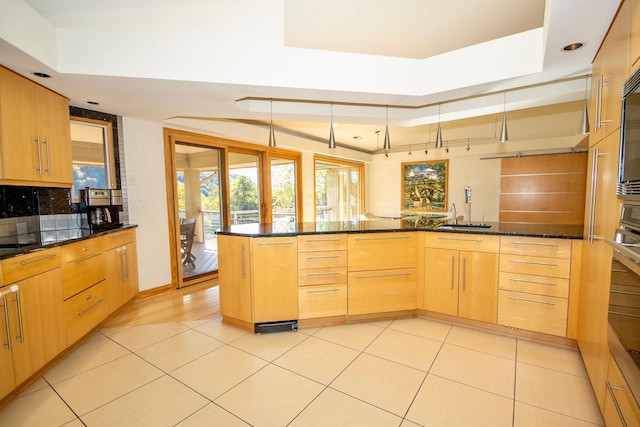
[0,66,73,187]
[590,0,630,145]
[631,0,640,70]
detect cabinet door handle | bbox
[587,147,599,243]
[509,259,558,267]
[508,277,556,286]
[35,135,43,175]
[119,248,125,279]
[354,236,412,241]
[606,381,628,427]
[20,253,57,266]
[438,237,483,243]
[508,296,554,305]
[77,297,105,316]
[11,293,25,343]
[74,252,101,264]
[241,243,246,278]
[123,246,129,279]
[462,257,467,291]
[450,256,455,290]
[43,137,51,176]
[354,272,412,279]
[1,297,11,351]
[510,241,558,247]
[306,288,340,294]
[595,75,601,130]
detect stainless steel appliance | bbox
[79,188,123,229]
[606,200,640,406]
[617,65,640,199]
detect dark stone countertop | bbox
[216,219,584,240]
[0,223,138,260]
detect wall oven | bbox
[607,200,640,407]
[617,65,640,199]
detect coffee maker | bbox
[79,188,123,230]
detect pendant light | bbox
[268,99,276,148]
[435,104,443,148]
[580,76,590,135]
[499,91,508,143]
[328,103,336,149]
[383,106,391,151]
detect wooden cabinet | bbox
[61,238,105,300]
[603,354,640,426]
[632,0,640,70]
[218,234,253,325]
[424,233,499,323]
[0,263,15,400]
[297,234,347,319]
[0,248,66,399]
[0,66,72,186]
[348,233,417,315]
[104,230,139,314]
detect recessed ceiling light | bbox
[87,100,100,105]
[562,42,584,51]
[33,72,50,78]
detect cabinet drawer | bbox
[498,271,569,298]
[348,268,416,315]
[500,236,571,258]
[60,238,104,262]
[298,234,347,252]
[424,232,499,253]
[299,267,347,286]
[298,250,347,269]
[2,247,61,284]
[298,284,347,319]
[103,229,135,250]
[499,254,571,278]
[61,243,106,300]
[498,290,568,336]
[348,233,417,271]
[64,280,108,344]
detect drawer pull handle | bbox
[511,241,559,247]
[510,259,558,267]
[354,236,412,241]
[306,238,341,242]
[85,293,93,301]
[438,237,482,243]
[74,253,101,264]
[355,272,412,279]
[77,297,105,316]
[82,246,89,252]
[306,255,340,260]
[608,310,640,319]
[20,253,57,266]
[306,288,340,294]
[508,278,557,286]
[306,272,341,276]
[508,296,555,305]
[606,381,627,427]
[256,242,294,245]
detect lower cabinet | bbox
[64,280,108,344]
[104,230,139,314]
[603,354,640,426]
[348,268,417,315]
[298,284,347,319]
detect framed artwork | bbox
[401,160,448,211]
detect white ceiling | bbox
[0,0,622,154]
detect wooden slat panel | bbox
[500,193,586,212]
[501,153,588,175]
[498,211,585,224]
[501,174,587,193]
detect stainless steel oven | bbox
[606,201,640,406]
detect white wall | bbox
[122,117,172,292]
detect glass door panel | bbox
[315,158,362,221]
[228,152,261,224]
[271,157,297,223]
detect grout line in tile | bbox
[40,376,86,426]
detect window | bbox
[70,117,117,200]
[315,156,364,221]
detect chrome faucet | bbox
[451,203,457,224]
[464,187,472,225]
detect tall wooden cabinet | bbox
[104,229,139,314]
[0,66,73,187]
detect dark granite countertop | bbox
[216,219,584,240]
[0,223,138,260]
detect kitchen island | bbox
[217,220,583,339]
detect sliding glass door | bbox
[315,156,364,221]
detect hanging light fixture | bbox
[499,91,508,143]
[408,145,412,156]
[383,106,391,151]
[268,99,276,148]
[424,123,430,155]
[328,103,336,149]
[465,138,471,152]
[435,104,443,148]
[580,76,590,135]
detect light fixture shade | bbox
[269,122,276,147]
[383,125,391,150]
[329,126,336,149]
[435,123,443,148]
[580,100,590,134]
[499,113,508,143]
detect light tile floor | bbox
[0,317,604,427]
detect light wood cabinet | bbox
[297,234,347,319]
[631,0,640,70]
[61,238,106,300]
[218,234,253,324]
[424,233,499,323]
[348,233,417,315]
[0,248,66,395]
[64,280,108,344]
[0,66,72,186]
[603,354,640,426]
[0,263,16,401]
[104,230,139,314]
